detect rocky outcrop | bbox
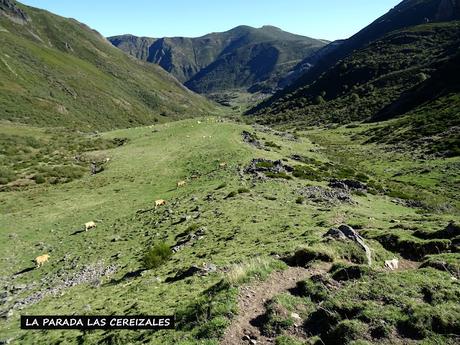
[0,0,30,24]
[324,225,372,266]
[299,185,354,204]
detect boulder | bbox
[324,225,372,266]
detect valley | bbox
[0,0,459,344]
[1,118,458,344]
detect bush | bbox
[265,141,282,149]
[0,166,15,185]
[265,172,292,180]
[295,196,305,204]
[297,279,329,302]
[292,165,321,180]
[286,247,334,267]
[215,182,227,190]
[275,336,304,345]
[225,191,237,199]
[326,320,368,344]
[33,174,46,184]
[142,242,172,270]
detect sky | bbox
[19,0,402,41]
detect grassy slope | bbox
[0,1,216,130]
[251,22,460,124]
[250,22,460,156]
[109,26,327,94]
[251,0,460,113]
[0,118,458,344]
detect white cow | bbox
[85,221,96,231]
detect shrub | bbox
[326,320,368,344]
[295,196,305,204]
[225,191,237,199]
[142,242,172,270]
[275,335,304,345]
[0,167,15,185]
[265,172,292,180]
[256,161,275,169]
[265,141,282,149]
[286,247,334,267]
[314,95,325,105]
[297,279,329,302]
[292,165,321,180]
[33,174,46,184]
[215,182,227,190]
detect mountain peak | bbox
[109,26,327,94]
[260,25,282,30]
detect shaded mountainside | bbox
[249,0,460,156]
[109,26,327,94]
[364,51,460,157]
[252,0,460,112]
[0,0,216,130]
[251,22,460,124]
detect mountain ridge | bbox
[109,25,328,94]
[251,0,460,112]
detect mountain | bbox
[0,0,216,130]
[248,0,460,156]
[250,0,460,113]
[109,26,328,94]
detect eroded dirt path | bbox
[221,263,331,345]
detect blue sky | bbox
[20,0,401,40]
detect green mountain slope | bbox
[0,0,216,130]
[364,51,460,156]
[252,0,460,112]
[109,26,327,94]
[249,0,460,156]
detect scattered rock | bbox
[112,137,128,147]
[242,131,263,149]
[328,179,367,191]
[299,186,354,204]
[11,262,116,310]
[245,159,293,179]
[90,162,104,175]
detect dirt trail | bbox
[221,263,331,345]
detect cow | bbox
[35,254,50,268]
[177,180,187,188]
[219,162,227,168]
[155,199,166,207]
[384,258,399,271]
[85,221,96,231]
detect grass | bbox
[0,122,116,189]
[250,22,460,157]
[143,242,173,270]
[0,117,458,344]
[224,257,286,286]
[0,3,217,130]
